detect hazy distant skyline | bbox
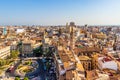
[0,0,120,25]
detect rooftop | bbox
[66,71,74,80]
[102,57,112,62]
[76,63,84,72]
[79,56,91,61]
[74,46,100,55]
[58,51,70,62]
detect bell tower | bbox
[69,22,76,49]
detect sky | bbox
[0,0,120,25]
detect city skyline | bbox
[0,0,120,25]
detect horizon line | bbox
[0,24,120,27]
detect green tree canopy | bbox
[15,77,20,80]
[33,45,43,57]
[24,77,29,80]
[10,50,19,58]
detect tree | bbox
[44,47,53,57]
[0,59,10,66]
[0,59,6,66]
[17,41,22,54]
[33,45,43,57]
[10,50,19,58]
[24,77,29,80]
[0,59,3,66]
[15,77,20,80]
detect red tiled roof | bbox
[103,57,112,62]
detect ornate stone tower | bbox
[69,22,76,49]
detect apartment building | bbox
[0,46,10,59]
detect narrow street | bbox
[37,59,46,80]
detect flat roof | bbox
[79,56,91,60]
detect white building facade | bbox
[98,57,117,71]
[0,46,10,59]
